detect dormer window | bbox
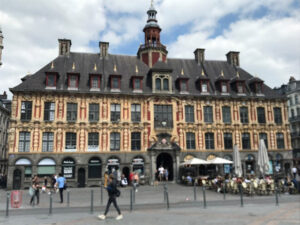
[90,75,101,90]
[153,74,172,93]
[46,73,57,89]
[180,79,188,93]
[110,75,121,92]
[255,82,263,94]
[221,82,228,93]
[200,80,209,93]
[132,77,143,92]
[237,82,244,93]
[68,74,79,90]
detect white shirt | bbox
[292,167,297,173]
[158,167,164,174]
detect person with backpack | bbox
[98,174,123,220]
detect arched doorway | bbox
[78,168,86,187]
[122,167,130,182]
[156,153,173,181]
[13,169,22,190]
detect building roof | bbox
[10,51,283,100]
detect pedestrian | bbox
[98,174,123,220]
[51,174,56,193]
[56,173,66,203]
[292,166,297,179]
[129,171,134,185]
[133,172,139,192]
[120,174,128,187]
[158,165,164,182]
[104,171,109,188]
[164,168,169,182]
[30,175,40,206]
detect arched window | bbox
[88,157,102,178]
[15,158,32,178]
[155,78,161,90]
[163,79,169,91]
[37,158,56,176]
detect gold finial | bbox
[113,64,117,72]
[221,70,224,77]
[181,68,184,75]
[201,69,205,76]
[50,61,54,69]
[94,63,97,71]
[236,71,240,78]
[135,65,139,74]
[72,62,75,70]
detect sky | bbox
[0,0,299,99]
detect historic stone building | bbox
[7,4,292,189]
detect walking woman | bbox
[30,175,40,206]
[98,174,123,220]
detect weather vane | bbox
[151,0,154,7]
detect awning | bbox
[180,158,210,166]
[207,157,233,164]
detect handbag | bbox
[29,187,34,196]
[115,188,121,197]
[63,183,67,190]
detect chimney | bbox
[58,39,72,56]
[194,48,205,64]
[226,51,240,67]
[99,41,109,58]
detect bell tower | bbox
[137,1,167,67]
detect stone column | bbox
[150,152,156,185]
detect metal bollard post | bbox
[194,182,197,201]
[132,186,136,204]
[100,183,103,205]
[239,184,244,207]
[130,189,133,212]
[49,192,53,215]
[67,190,70,207]
[163,184,167,202]
[275,187,279,206]
[223,183,226,200]
[90,190,94,214]
[166,188,170,209]
[6,192,9,217]
[202,185,207,209]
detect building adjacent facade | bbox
[275,77,300,166]
[7,4,292,189]
[0,92,10,176]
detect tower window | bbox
[156,78,161,90]
[163,79,169,91]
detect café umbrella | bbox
[180,158,210,166]
[207,157,233,164]
[233,144,243,177]
[258,139,270,176]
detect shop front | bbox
[62,158,75,179]
[107,157,120,174]
[37,158,56,177]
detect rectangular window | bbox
[180,80,188,92]
[66,132,77,150]
[221,83,228,93]
[131,132,141,151]
[44,102,55,121]
[67,103,77,122]
[21,101,32,121]
[273,107,282,124]
[240,107,249,124]
[204,106,213,123]
[185,105,194,123]
[111,77,120,89]
[222,106,231,124]
[257,107,266,124]
[154,105,173,128]
[90,76,100,89]
[237,82,244,93]
[201,82,208,93]
[224,133,233,149]
[42,132,54,152]
[242,133,251,149]
[89,103,99,122]
[131,104,141,122]
[133,78,141,90]
[256,83,262,93]
[205,133,214,149]
[276,133,284,149]
[186,132,195,150]
[259,133,268,149]
[18,132,30,152]
[46,74,56,87]
[68,75,78,88]
[110,132,120,151]
[111,104,121,122]
[88,132,99,149]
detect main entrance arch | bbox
[156,153,173,181]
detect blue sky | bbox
[0,0,299,97]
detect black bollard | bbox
[166,188,170,209]
[67,190,70,207]
[223,183,226,200]
[90,190,94,214]
[49,192,53,215]
[202,185,207,209]
[163,184,167,202]
[194,182,197,201]
[132,186,136,204]
[130,189,133,212]
[239,184,244,207]
[6,192,9,217]
[275,186,279,206]
[100,183,103,205]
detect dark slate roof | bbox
[10,52,284,100]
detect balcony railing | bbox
[289,116,300,122]
[291,132,300,138]
[154,120,173,129]
[138,43,167,51]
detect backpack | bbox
[115,188,121,197]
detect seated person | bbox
[120,175,128,187]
